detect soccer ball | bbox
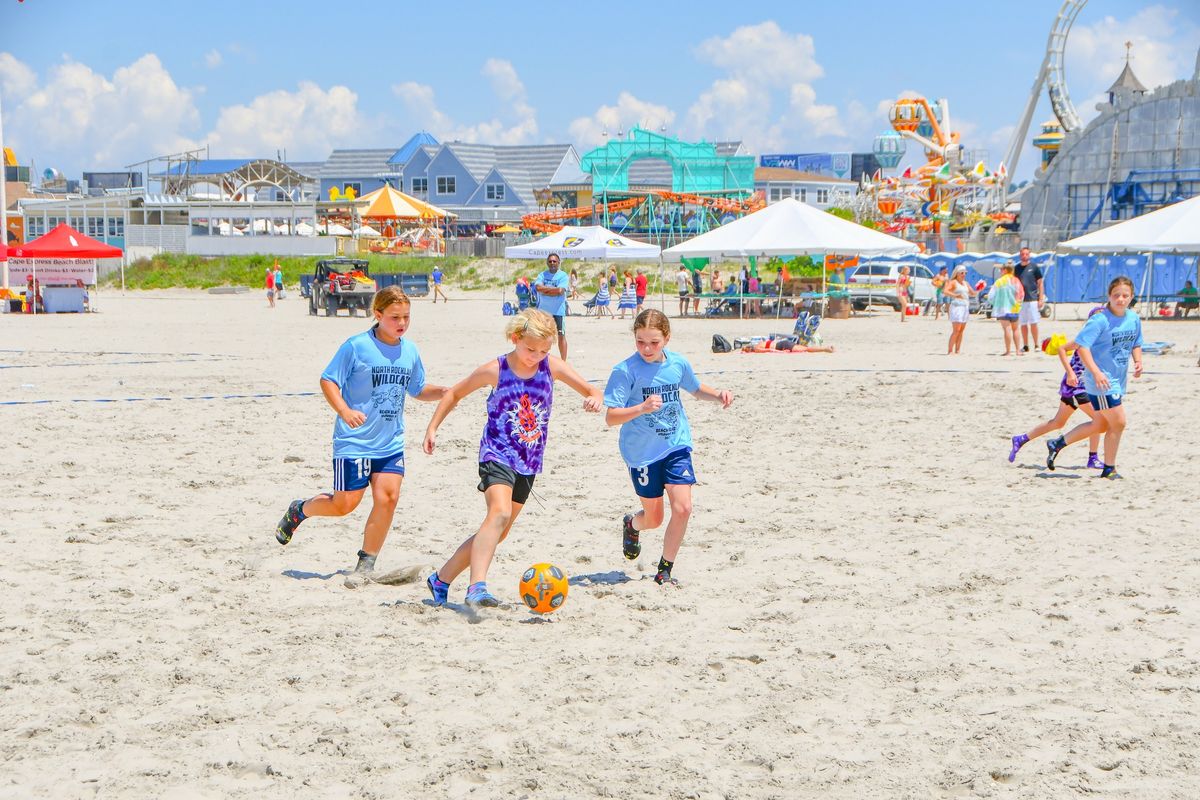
[519,563,568,614]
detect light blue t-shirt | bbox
[603,350,702,468]
[320,329,427,458]
[535,269,570,316]
[1074,307,1143,397]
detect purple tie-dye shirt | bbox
[478,355,554,475]
[1059,351,1088,399]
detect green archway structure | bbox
[579,127,756,194]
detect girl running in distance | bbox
[423,308,603,607]
[605,309,733,585]
[1008,307,1103,468]
[275,287,446,574]
[1046,277,1143,478]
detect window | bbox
[108,217,124,237]
[798,188,807,203]
[342,182,362,198]
[411,177,428,195]
[71,216,84,231]
[485,183,505,201]
[436,176,456,195]
[26,218,45,237]
[915,266,934,280]
[816,189,829,204]
[769,187,783,202]
[88,217,104,238]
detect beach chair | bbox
[795,313,822,345]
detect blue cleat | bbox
[426,572,449,605]
[465,581,499,608]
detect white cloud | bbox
[568,92,676,148]
[0,52,37,96]
[683,22,842,153]
[392,59,537,145]
[694,21,823,86]
[205,82,361,158]
[2,53,201,169]
[204,49,222,69]
[1068,6,1198,101]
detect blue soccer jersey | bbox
[535,269,570,316]
[604,350,702,468]
[321,329,427,458]
[1074,307,1143,397]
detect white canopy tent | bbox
[662,198,918,317]
[662,198,919,259]
[1059,196,1200,254]
[505,225,661,261]
[505,225,661,313]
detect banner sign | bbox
[761,152,852,179]
[5,258,98,285]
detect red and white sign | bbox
[4,258,97,285]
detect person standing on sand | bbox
[897,265,911,323]
[534,253,571,360]
[634,268,648,314]
[265,267,276,309]
[944,266,977,354]
[1014,247,1045,353]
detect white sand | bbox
[1,290,1198,799]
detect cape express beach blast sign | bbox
[4,258,98,284]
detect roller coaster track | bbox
[1002,0,1088,193]
[521,192,765,233]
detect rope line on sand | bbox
[0,357,242,370]
[0,391,320,406]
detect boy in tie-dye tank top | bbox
[422,309,603,607]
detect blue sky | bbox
[1,0,1197,182]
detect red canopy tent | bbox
[6,224,124,314]
[8,223,123,259]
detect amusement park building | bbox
[1019,63,1200,250]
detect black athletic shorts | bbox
[1060,394,1091,410]
[552,314,565,336]
[478,461,536,504]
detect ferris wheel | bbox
[1002,0,1089,189]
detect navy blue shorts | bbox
[332,451,405,492]
[1087,393,1123,410]
[629,448,696,499]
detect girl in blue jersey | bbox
[1046,277,1143,478]
[275,287,447,574]
[422,308,603,608]
[1008,307,1103,469]
[604,309,733,585]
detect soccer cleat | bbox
[1046,437,1066,471]
[1087,453,1104,470]
[275,499,306,545]
[465,582,500,608]
[654,567,673,585]
[354,550,377,574]
[426,572,450,605]
[1099,465,1122,480]
[622,513,641,560]
[1008,434,1028,463]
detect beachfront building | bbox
[758,152,883,184]
[318,132,587,226]
[1018,55,1200,249]
[754,167,856,208]
[18,157,333,262]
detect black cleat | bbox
[276,499,306,545]
[622,513,641,560]
[1045,437,1065,471]
[654,568,672,585]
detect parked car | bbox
[846,262,934,311]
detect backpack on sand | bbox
[711,334,733,353]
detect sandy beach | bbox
[1,289,1198,799]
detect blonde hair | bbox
[505,308,557,340]
[372,286,411,314]
[633,308,671,338]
